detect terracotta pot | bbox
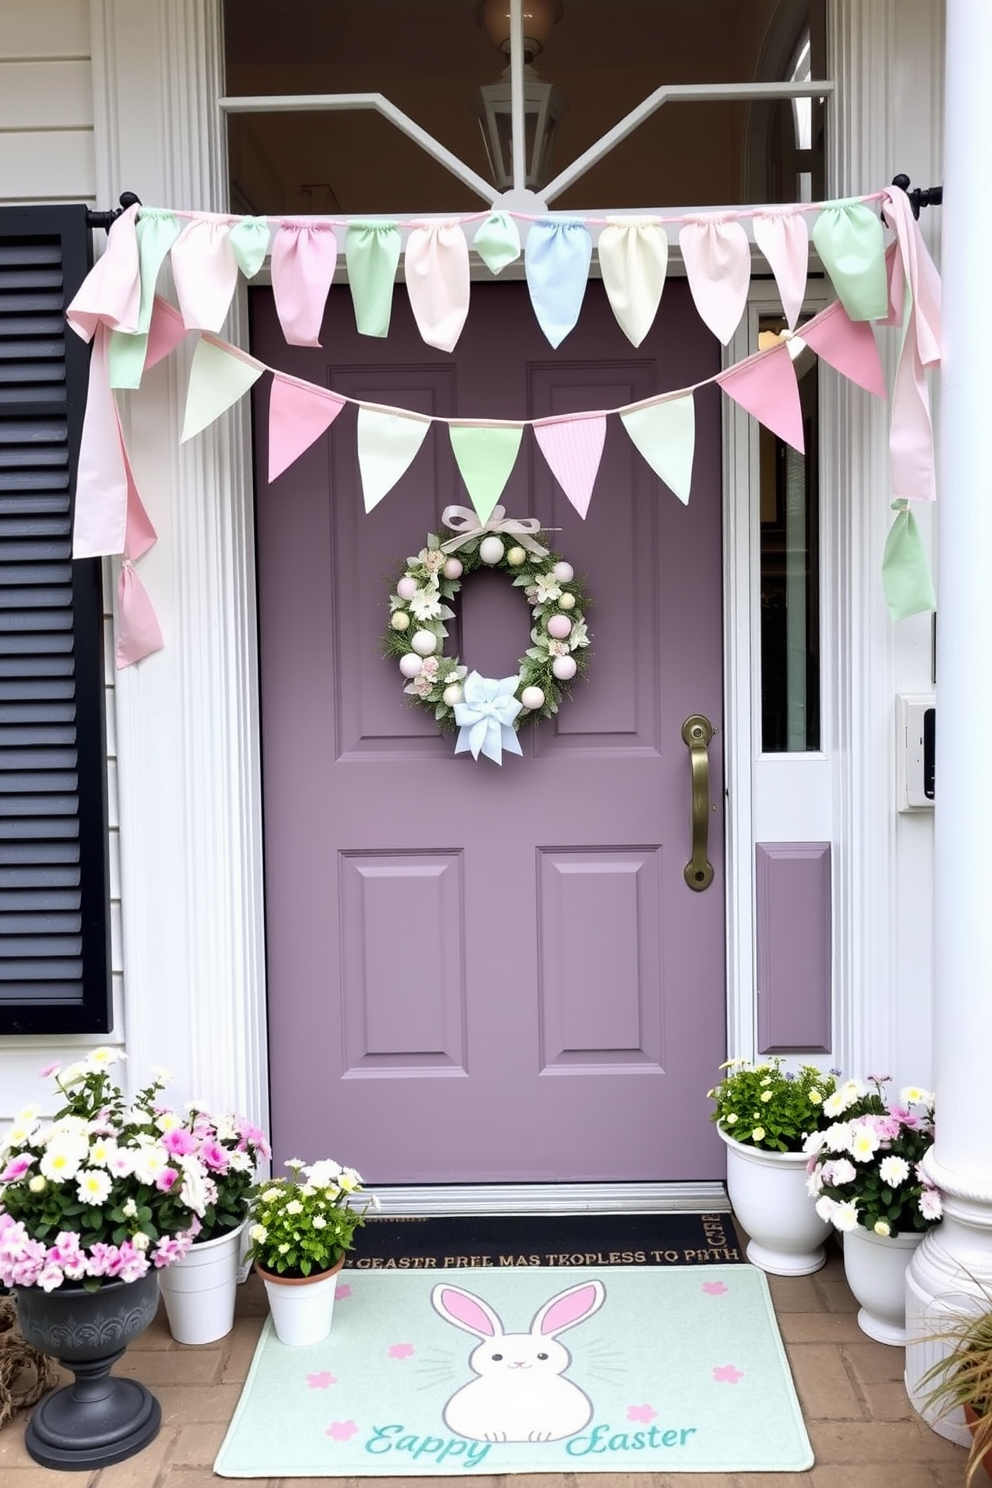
[964,1402,992,1484]
[256,1254,346,1346]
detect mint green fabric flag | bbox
[449,424,524,524]
[345,221,401,337]
[473,212,521,274]
[181,337,265,443]
[230,216,271,279]
[882,500,936,620]
[620,394,696,504]
[811,202,888,322]
[108,210,180,389]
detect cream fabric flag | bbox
[620,394,696,504]
[598,218,669,346]
[357,407,432,511]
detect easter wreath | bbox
[383,505,591,754]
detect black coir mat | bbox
[344,1210,744,1271]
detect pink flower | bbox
[712,1364,745,1384]
[156,1167,179,1192]
[36,1262,66,1292]
[152,1232,193,1268]
[919,1187,943,1222]
[50,1232,87,1280]
[85,1243,117,1278]
[307,1371,336,1389]
[198,1140,230,1173]
[162,1128,198,1156]
[888,1105,921,1130]
[237,1124,270,1159]
[1,1154,36,1182]
[38,1061,61,1078]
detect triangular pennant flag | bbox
[811,202,888,322]
[116,562,164,668]
[752,210,809,330]
[144,296,189,370]
[524,220,593,348]
[449,424,524,523]
[181,337,264,443]
[270,223,338,347]
[800,299,887,398]
[171,219,239,332]
[356,407,432,511]
[882,501,936,620]
[679,216,751,344]
[405,223,471,353]
[717,343,805,452]
[533,415,607,518]
[598,218,669,347]
[269,375,346,481]
[107,210,182,389]
[619,395,696,504]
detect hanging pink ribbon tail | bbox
[65,203,141,341]
[116,561,164,668]
[880,189,942,503]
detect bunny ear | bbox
[431,1284,503,1339]
[532,1280,606,1337]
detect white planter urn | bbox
[840,1224,924,1345]
[159,1216,249,1346]
[258,1257,345,1347]
[718,1126,832,1276]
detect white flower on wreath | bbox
[548,639,570,658]
[409,587,443,622]
[568,618,590,649]
[443,666,467,685]
[532,572,562,604]
[418,549,446,573]
[412,674,434,697]
[420,656,439,678]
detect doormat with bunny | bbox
[214,1265,813,1476]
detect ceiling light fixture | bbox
[472,0,567,195]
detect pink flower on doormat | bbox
[335,1282,352,1300]
[388,1343,415,1359]
[712,1365,744,1384]
[627,1404,657,1423]
[306,1372,336,1389]
[325,1421,358,1441]
[702,1280,728,1295]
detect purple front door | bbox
[254,278,726,1183]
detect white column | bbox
[905,0,992,1443]
[89,0,268,1131]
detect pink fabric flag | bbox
[532,415,607,519]
[119,427,157,562]
[752,210,809,330]
[271,223,338,347]
[73,325,128,558]
[404,222,471,353]
[116,561,164,668]
[171,219,239,332]
[66,202,141,341]
[716,342,805,452]
[679,216,751,344]
[269,374,347,481]
[801,298,887,399]
[144,296,189,370]
[880,188,942,503]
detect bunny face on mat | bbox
[430,1279,607,1444]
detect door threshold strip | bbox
[369,1181,730,1217]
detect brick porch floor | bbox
[0,1238,970,1488]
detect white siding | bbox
[0,1,122,1119]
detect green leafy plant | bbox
[708,1057,837,1153]
[919,1284,992,1484]
[246,1159,376,1279]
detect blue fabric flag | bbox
[524,219,593,348]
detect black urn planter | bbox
[14,1269,162,1470]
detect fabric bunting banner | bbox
[62,183,942,666]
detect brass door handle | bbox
[682,714,715,892]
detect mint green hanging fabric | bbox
[811,201,888,322]
[108,210,180,389]
[229,216,271,279]
[472,212,521,274]
[345,221,402,337]
[882,500,936,620]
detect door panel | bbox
[253,278,726,1183]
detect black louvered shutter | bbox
[0,205,111,1034]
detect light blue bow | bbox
[453,672,523,765]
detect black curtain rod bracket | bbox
[892,174,943,220]
[86,192,141,233]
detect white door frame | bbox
[88,0,943,1192]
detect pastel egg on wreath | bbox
[442,557,463,580]
[479,536,505,565]
[399,653,423,678]
[552,561,574,583]
[411,629,438,656]
[506,545,528,567]
[390,611,411,632]
[520,685,546,711]
[552,655,578,681]
[396,575,418,601]
[547,614,572,640]
[558,592,576,611]
[442,683,463,706]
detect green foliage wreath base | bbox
[383,528,592,732]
